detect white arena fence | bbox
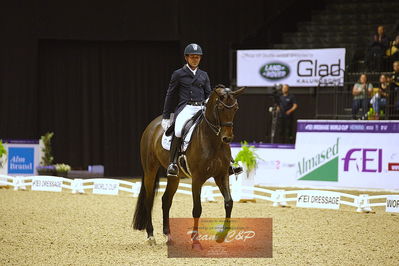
[1,175,398,213]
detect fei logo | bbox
[341,148,382,173]
[8,147,34,174]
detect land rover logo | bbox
[260,63,290,80]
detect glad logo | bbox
[342,148,382,173]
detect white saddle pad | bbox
[161,125,196,152]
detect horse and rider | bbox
[133,43,245,246]
[162,43,242,177]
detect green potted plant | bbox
[233,141,259,176]
[233,141,260,202]
[0,140,7,175]
[55,163,71,178]
[36,132,56,175]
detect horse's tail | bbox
[132,174,160,230]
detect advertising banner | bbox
[296,190,341,210]
[237,48,345,87]
[386,195,399,213]
[92,179,119,195]
[231,120,399,191]
[295,120,399,190]
[231,144,296,187]
[2,140,42,176]
[32,176,63,192]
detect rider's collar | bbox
[186,64,198,75]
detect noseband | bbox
[202,97,238,136]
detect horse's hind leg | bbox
[161,175,180,244]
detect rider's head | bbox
[184,43,203,70]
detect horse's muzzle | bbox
[222,136,233,144]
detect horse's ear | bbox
[232,87,245,97]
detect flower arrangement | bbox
[55,164,71,172]
[233,141,260,173]
[55,163,71,177]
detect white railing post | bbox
[132,182,141,197]
[201,185,216,202]
[356,194,372,212]
[71,179,84,194]
[272,189,288,207]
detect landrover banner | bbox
[236,48,345,87]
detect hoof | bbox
[145,236,156,246]
[215,231,228,243]
[192,242,203,250]
[164,234,174,246]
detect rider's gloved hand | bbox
[161,119,171,131]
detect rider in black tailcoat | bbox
[161,43,242,177]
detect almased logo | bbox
[297,138,339,181]
[259,63,290,80]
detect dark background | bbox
[0,0,322,176]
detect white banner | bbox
[231,120,399,191]
[237,48,345,87]
[32,176,63,192]
[231,144,296,187]
[92,179,119,195]
[295,120,399,190]
[296,190,341,210]
[386,195,399,213]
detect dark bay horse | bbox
[133,85,245,246]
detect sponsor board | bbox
[295,120,399,190]
[229,121,399,190]
[296,190,340,210]
[231,144,296,187]
[237,48,345,87]
[168,218,272,258]
[8,147,34,174]
[2,140,42,175]
[92,179,119,195]
[32,176,63,192]
[386,195,399,213]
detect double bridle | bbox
[202,97,238,136]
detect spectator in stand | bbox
[366,25,389,72]
[386,35,399,61]
[370,74,389,119]
[352,74,373,120]
[390,61,399,116]
[277,84,298,144]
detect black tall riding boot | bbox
[229,158,243,176]
[167,137,182,177]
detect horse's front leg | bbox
[191,177,205,250]
[162,175,180,245]
[214,173,233,242]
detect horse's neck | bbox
[195,112,223,152]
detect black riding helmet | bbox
[184,43,203,56]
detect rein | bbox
[202,97,237,136]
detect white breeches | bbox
[174,105,202,137]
